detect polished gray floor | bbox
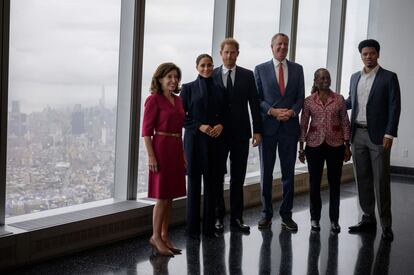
[9,176,414,275]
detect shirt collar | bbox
[361,64,380,76]
[272,58,287,68]
[222,65,236,75]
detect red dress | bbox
[142,93,186,199]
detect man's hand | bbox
[269,108,288,119]
[383,137,393,150]
[278,109,294,121]
[252,133,261,147]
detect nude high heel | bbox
[149,237,174,257]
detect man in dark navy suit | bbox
[346,39,401,242]
[254,33,304,231]
[213,38,262,233]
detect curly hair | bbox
[150,62,182,94]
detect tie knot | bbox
[228,70,232,74]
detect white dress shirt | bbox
[221,65,236,88]
[356,65,379,124]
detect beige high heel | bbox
[149,237,174,257]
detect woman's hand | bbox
[344,146,352,162]
[298,150,306,163]
[209,124,223,138]
[148,155,158,172]
[199,124,212,135]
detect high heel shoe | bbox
[167,246,182,255]
[149,237,174,257]
[162,238,182,255]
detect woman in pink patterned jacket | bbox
[299,68,351,233]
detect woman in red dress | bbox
[142,63,186,256]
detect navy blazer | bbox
[213,65,262,141]
[180,76,227,175]
[254,59,304,137]
[346,67,401,145]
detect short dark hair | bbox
[271,33,289,45]
[150,62,181,95]
[220,38,239,51]
[196,53,213,66]
[358,39,380,53]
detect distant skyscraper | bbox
[71,104,85,135]
[99,86,106,109]
[9,100,27,136]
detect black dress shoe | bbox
[282,218,298,232]
[348,221,376,233]
[215,218,224,232]
[231,219,250,233]
[381,227,394,242]
[258,217,272,229]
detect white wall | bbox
[368,0,414,167]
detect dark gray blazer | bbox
[346,67,401,145]
[254,59,304,137]
[213,65,262,141]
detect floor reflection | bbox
[229,231,243,274]
[306,231,339,275]
[149,254,171,275]
[259,229,273,274]
[279,230,293,275]
[353,231,392,275]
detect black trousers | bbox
[187,139,223,236]
[216,139,250,221]
[305,143,345,222]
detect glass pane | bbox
[234,0,281,178]
[296,0,331,96]
[6,0,121,217]
[137,0,215,197]
[234,0,281,70]
[340,0,370,95]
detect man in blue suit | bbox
[254,33,304,231]
[346,39,401,242]
[213,38,262,233]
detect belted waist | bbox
[355,123,368,129]
[155,131,181,137]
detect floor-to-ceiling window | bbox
[340,0,370,95]
[6,0,122,217]
[295,0,331,96]
[137,0,215,197]
[233,0,281,178]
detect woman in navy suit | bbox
[180,54,227,239]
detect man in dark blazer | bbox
[213,38,262,233]
[346,39,401,242]
[254,33,304,231]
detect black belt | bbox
[355,123,368,129]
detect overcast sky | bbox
[8,0,368,113]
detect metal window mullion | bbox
[280,0,299,62]
[0,0,10,225]
[114,0,146,200]
[326,0,347,93]
[212,0,235,63]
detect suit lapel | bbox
[352,72,361,107]
[215,66,225,88]
[368,67,383,102]
[284,60,292,95]
[267,60,279,94]
[196,76,208,111]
